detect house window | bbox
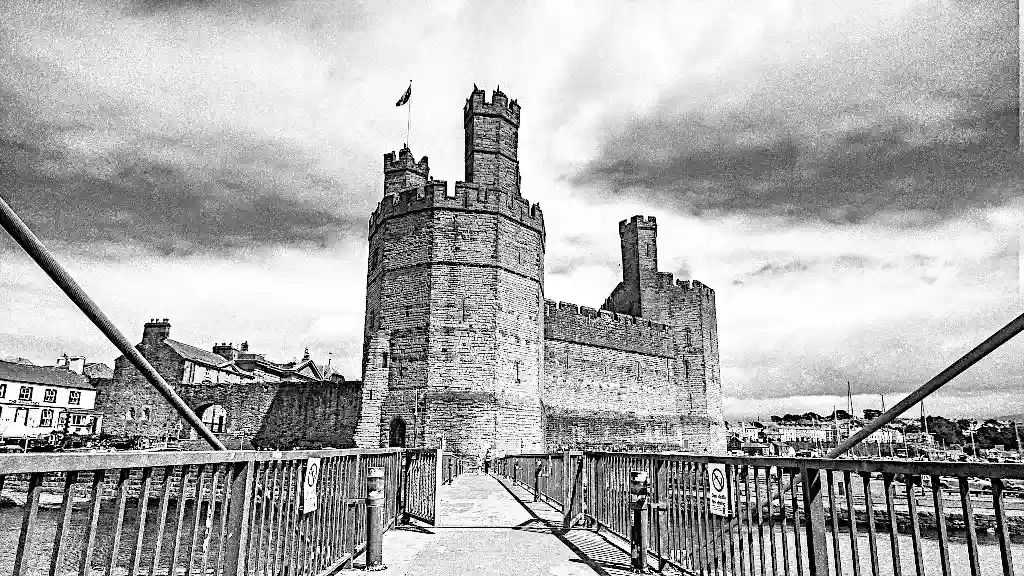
[40,409,54,427]
[18,386,32,401]
[44,388,57,403]
[0,383,6,398]
[69,391,81,405]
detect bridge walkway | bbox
[342,472,662,576]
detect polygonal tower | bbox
[363,86,546,457]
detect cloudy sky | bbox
[1,0,1020,420]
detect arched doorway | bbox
[199,404,228,434]
[389,417,407,448]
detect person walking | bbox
[483,447,492,475]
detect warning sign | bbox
[708,463,729,517]
[303,457,321,514]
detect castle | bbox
[364,85,725,456]
[92,85,724,456]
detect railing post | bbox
[224,459,256,576]
[801,466,830,576]
[365,466,386,571]
[434,448,443,518]
[534,460,542,502]
[562,450,572,529]
[629,470,650,573]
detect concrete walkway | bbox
[341,473,642,576]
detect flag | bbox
[395,83,411,107]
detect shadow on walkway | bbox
[343,472,684,576]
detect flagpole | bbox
[406,79,412,147]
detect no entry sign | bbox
[708,463,729,517]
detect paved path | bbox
[340,473,645,576]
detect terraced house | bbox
[0,358,101,439]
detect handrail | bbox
[0,447,405,475]
[580,452,1024,479]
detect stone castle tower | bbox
[364,86,546,456]
[603,216,725,449]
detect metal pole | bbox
[365,466,386,571]
[829,312,1024,458]
[629,470,650,573]
[0,194,226,450]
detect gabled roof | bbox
[165,339,237,369]
[0,360,94,390]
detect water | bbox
[0,498,227,576]
[670,519,1022,576]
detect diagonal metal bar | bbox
[828,311,1024,457]
[0,194,226,450]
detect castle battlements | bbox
[464,85,521,127]
[369,180,544,236]
[619,215,657,231]
[545,299,669,331]
[384,147,429,176]
[544,299,673,358]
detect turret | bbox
[463,85,522,195]
[384,146,430,199]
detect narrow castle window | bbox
[382,352,389,367]
[515,360,521,383]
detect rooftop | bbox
[0,359,94,390]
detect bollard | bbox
[629,470,650,573]
[365,467,386,571]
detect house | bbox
[95,319,372,449]
[0,358,101,439]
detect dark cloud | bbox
[0,127,362,256]
[569,1,1021,224]
[573,105,1019,223]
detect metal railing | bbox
[497,451,1024,576]
[0,447,441,576]
[440,453,471,485]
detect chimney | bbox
[213,342,239,361]
[142,318,171,347]
[55,354,69,368]
[68,357,86,375]
[240,341,249,353]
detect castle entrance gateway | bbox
[389,417,407,447]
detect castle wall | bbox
[95,348,186,439]
[543,300,709,451]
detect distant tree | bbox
[863,409,882,420]
[771,415,783,423]
[904,422,922,434]
[801,412,822,422]
[975,422,1018,450]
[956,419,973,432]
[925,416,965,446]
[831,409,852,420]
[750,421,765,428]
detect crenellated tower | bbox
[363,86,546,457]
[602,216,725,452]
[464,85,521,195]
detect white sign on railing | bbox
[303,457,321,514]
[708,463,729,517]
